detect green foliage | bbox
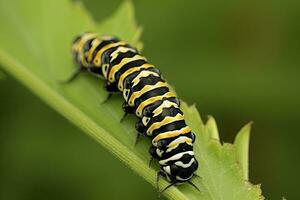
[0,0,264,199]
[0,71,4,79]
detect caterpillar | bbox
[68,32,199,192]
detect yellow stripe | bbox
[135,92,177,117]
[72,33,98,67]
[128,82,168,106]
[110,46,136,62]
[166,137,193,152]
[93,41,127,67]
[152,126,191,145]
[131,70,160,88]
[108,54,147,82]
[72,33,98,53]
[86,38,101,62]
[146,113,184,136]
[152,100,178,117]
[78,54,88,67]
[118,63,154,91]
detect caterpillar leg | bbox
[120,102,135,122]
[148,157,154,167]
[134,131,144,146]
[156,171,164,192]
[87,67,104,79]
[134,120,147,145]
[101,93,113,104]
[60,66,84,84]
[101,82,119,104]
[104,81,119,92]
[120,113,128,123]
[122,101,135,113]
[193,173,202,180]
[156,171,176,195]
[187,181,200,192]
[135,120,146,134]
[149,146,160,167]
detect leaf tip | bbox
[206,115,220,141]
[234,121,253,180]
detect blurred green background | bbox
[1,0,299,199]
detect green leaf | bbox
[96,0,143,50]
[0,0,264,199]
[180,104,263,200]
[234,122,252,180]
[0,70,4,79]
[205,115,220,142]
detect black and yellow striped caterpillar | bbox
[68,32,199,192]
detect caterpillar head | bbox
[161,152,199,183]
[71,32,98,68]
